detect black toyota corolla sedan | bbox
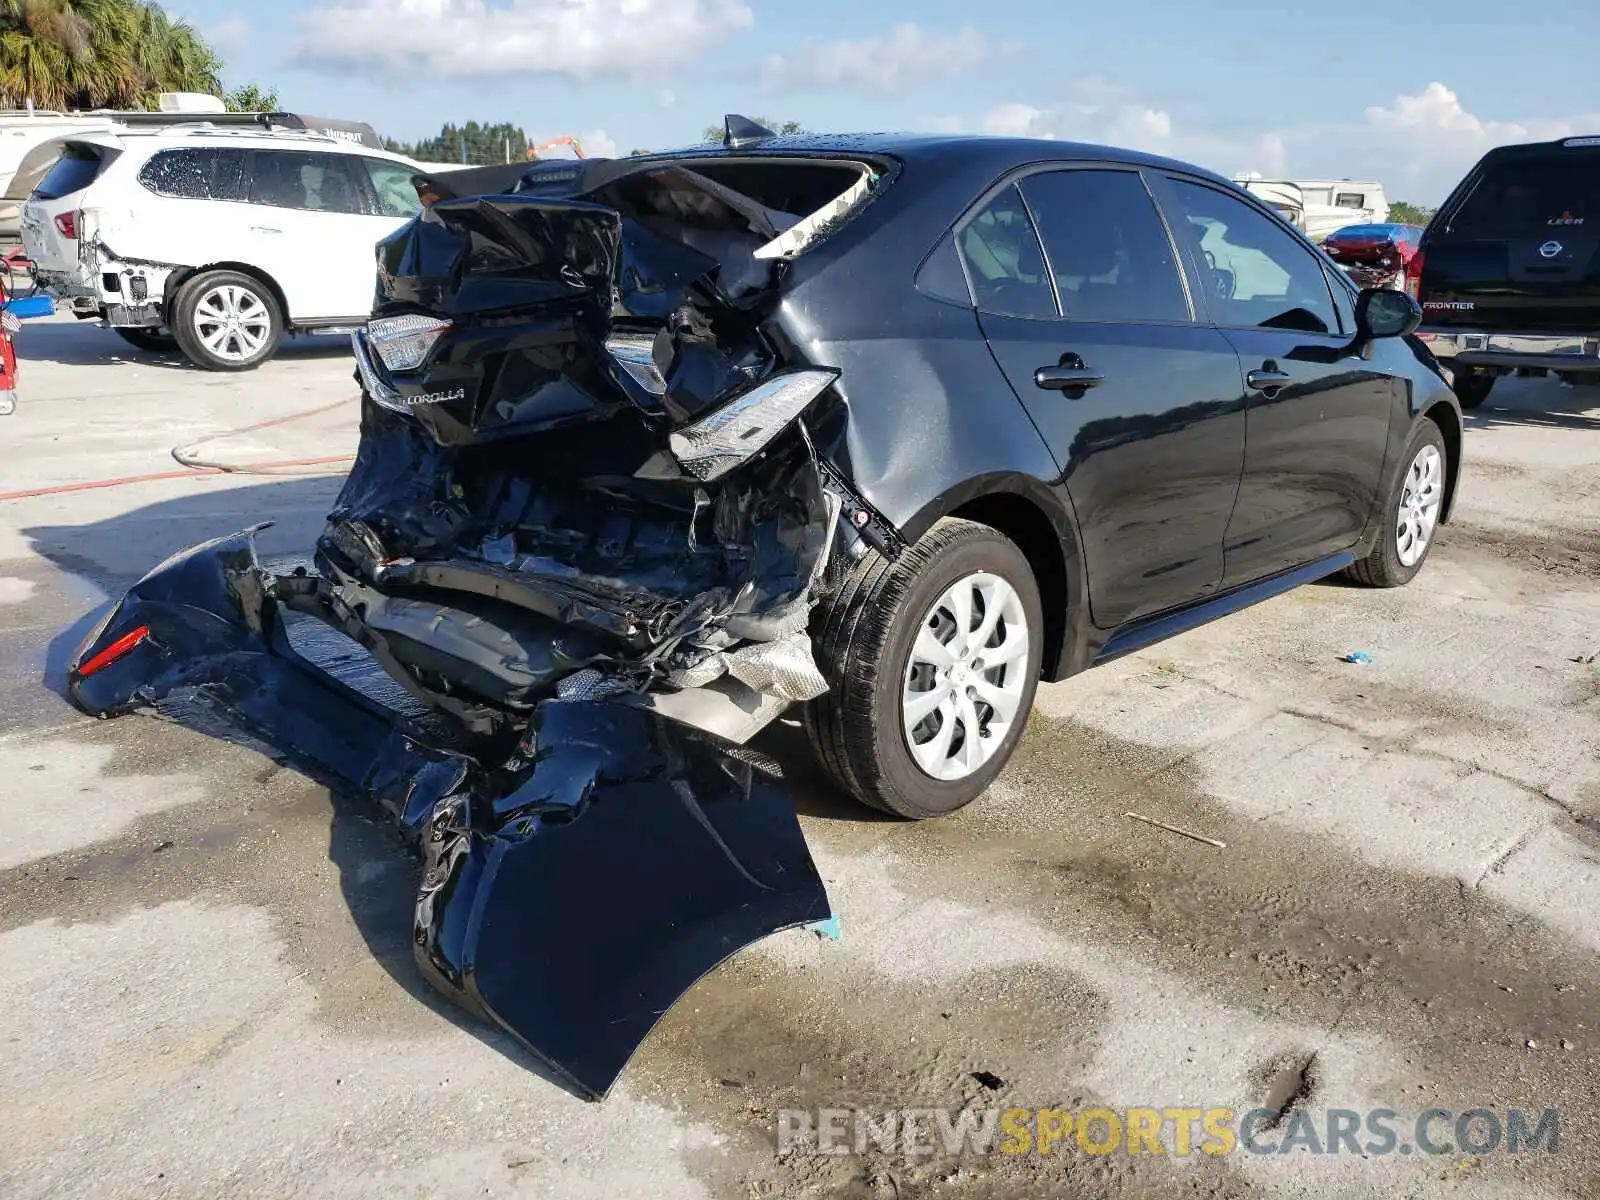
[68,119,1462,1099]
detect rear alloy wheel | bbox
[1452,368,1495,409]
[805,518,1044,818]
[1345,420,1447,588]
[901,572,1031,781]
[172,270,282,371]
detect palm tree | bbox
[0,0,220,111]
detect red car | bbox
[1322,223,1425,290]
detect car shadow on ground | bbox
[24,476,878,1098]
[15,318,355,370]
[1459,377,1600,433]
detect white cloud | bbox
[762,23,997,94]
[1365,81,1525,137]
[579,129,619,159]
[657,89,676,109]
[972,82,1600,201]
[983,102,1050,138]
[1353,82,1600,198]
[207,14,250,51]
[980,100,1174,153]
[293,0,752,79]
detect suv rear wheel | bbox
[1452,368,1495,409]
[171,270,282,371]
[805,518,1044,819]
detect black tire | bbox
[113,327,177,353]
[170,270,282,372]
[804,517,1044,819]
[1452,368,1494,409]
[1346,420,1448,588]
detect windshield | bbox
[1448,151,1600,237]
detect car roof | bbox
[638,131,1239,188]
[1477,134,1600,161]
[110,126,413,162]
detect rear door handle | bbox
[1034,353,1106,394]
[1246,366,1292,390]
[250,225,283,235]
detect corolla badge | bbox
[1539,240,1564,259]
[408,387,466,407]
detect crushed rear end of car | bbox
[68,145,902,1099]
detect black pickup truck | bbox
[1412,135,1600,407]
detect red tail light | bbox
[1404,248,1425,299]
[54,211,77,239]
[76,624,150,678]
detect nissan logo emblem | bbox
[1539,240,1564,258]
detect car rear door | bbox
[965,166,1246,631]
[1420,143,1600,334]
[1153,175,1394,586]
[242,149,376,322]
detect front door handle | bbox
[1246,363,1292,391]
[1034,353,1106,395]
[250,225,283,235]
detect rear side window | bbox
[1335,192,1366,209]
[1020,169,1191,323]
[33,146,104,200]
[137,148,249,201]
[249,150,366,214]
[359,157,422,218]
[1447,151,1600,237]
[956,184,1055,318]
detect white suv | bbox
[21,127,426,370]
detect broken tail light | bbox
[54,211,77,239]
[667,369,839,482]
[76,624,150,678]
[366,313,452,373]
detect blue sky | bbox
[172,0,1600,201]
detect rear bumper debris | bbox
[68,528,831,1100]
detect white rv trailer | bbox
[1233,175,1391,241]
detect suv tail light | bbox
[53,211,77,239]
[1404,248,1425,298]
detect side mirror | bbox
[1355,287,1421,339]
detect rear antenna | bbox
[723,114,776,149]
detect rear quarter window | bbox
[33,146,105,200]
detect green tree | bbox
[702,116,808,141]
[1389,200,1436,225]
[384,120,531,166]
[0,0,221,110]
[223,81,277,113]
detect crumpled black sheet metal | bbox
[337,163,853,712]
[66,529,830,1101]
[414,699,828,1099]
[319,387,836,697]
